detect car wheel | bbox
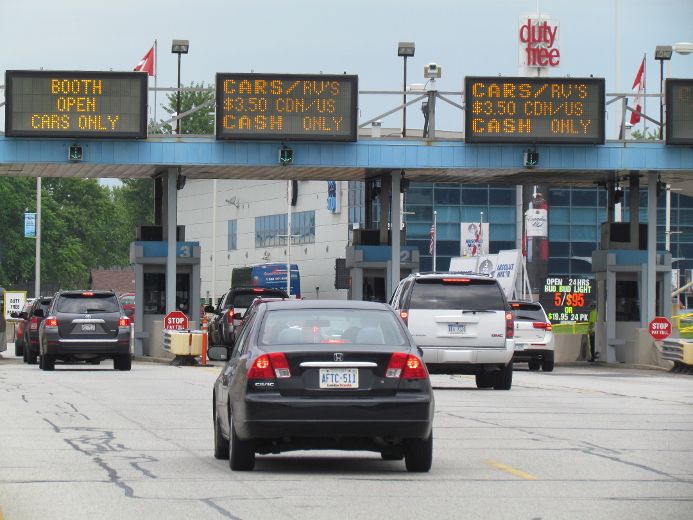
[114,355,132,371]
[214,412,230,460]
[40,355,55,371]
[27,348,38,365]
[493,362,513,390]
[528,360,541,371]
[229,422,255,471]
[475,373,494,389]
[542,351,555,372]
[404,433,432,472]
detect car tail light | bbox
[226,307,235,324]
[29,316,40,331]
[268,352,291,378]
[119,317,131,327]
[82,292,95,296]
[533,322,553,331]
[385,352,428,379]
[399,310,409,326]
[442,278,470,283]
[45,317,59,327]
[505,312,514,339]
[247,352,291,379]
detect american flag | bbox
[428,224,436,254]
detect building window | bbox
[255,211,315,248]
[227,219,237,250]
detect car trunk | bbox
[270,345,404,397]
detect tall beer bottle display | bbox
[524,188,549,294]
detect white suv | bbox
[390,273,514,390]
[509,300,555,372]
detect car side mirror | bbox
[33,309,45,318]
[207,345,229,361]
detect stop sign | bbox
[164,310,189,330]
[648,316,672,341]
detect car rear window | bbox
[510,303,546,321]
[231,290,288,308]
[120,295,135,305]
[260,308,407,346]
[55,294,120,313]
[409,278,506,311]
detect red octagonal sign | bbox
[648,316,672,341]
[164,310,189,330]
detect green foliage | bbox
[159,81,215,135]
[630,128,660,140]
[0,176,153,291]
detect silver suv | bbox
[390,273,514,390]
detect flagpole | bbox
[432,210,437,272]
[154,39,158,127]
[479,211,484,256]
[642,52,646,135]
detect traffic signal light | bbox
[523,150,539,168]
[69,145,83,161]
[279,146,293,166]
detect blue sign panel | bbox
[24,212,36,238]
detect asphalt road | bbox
[1,351,692,520]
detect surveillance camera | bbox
[424,62,442,79]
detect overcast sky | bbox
[2,0,692,136]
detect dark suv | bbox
[206,287,288,347]
[37,290,132,371]
[23,296,54,364]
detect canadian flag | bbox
[629,57,645,125]
[134,46,155,77]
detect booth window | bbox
[143,273,191,315]
[615,280,640,322]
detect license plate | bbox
[81,324,96,332]
[319,368,358,389]
[448,323,465,334]
[514,343,525,351]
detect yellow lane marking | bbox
[1,506,5,520]
[484,459,537,480]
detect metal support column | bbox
[647,172,657,323]
[166,167,178,313]
[391,171,401,299]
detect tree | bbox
[158,81,215,135]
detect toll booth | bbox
[130,241,201,357]
[345,237,420,302]
[592,174,672,364]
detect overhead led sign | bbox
[4,70,147,139]
[465,76,605,144]
[666,78,693,145]
[216,73,358,141]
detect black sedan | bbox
[208,300,434,472]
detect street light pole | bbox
[176,52,182,135]
[654,45,673,140]
[397,42,415,138]
[171,39,189,135]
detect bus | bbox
[231,263,301,298]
